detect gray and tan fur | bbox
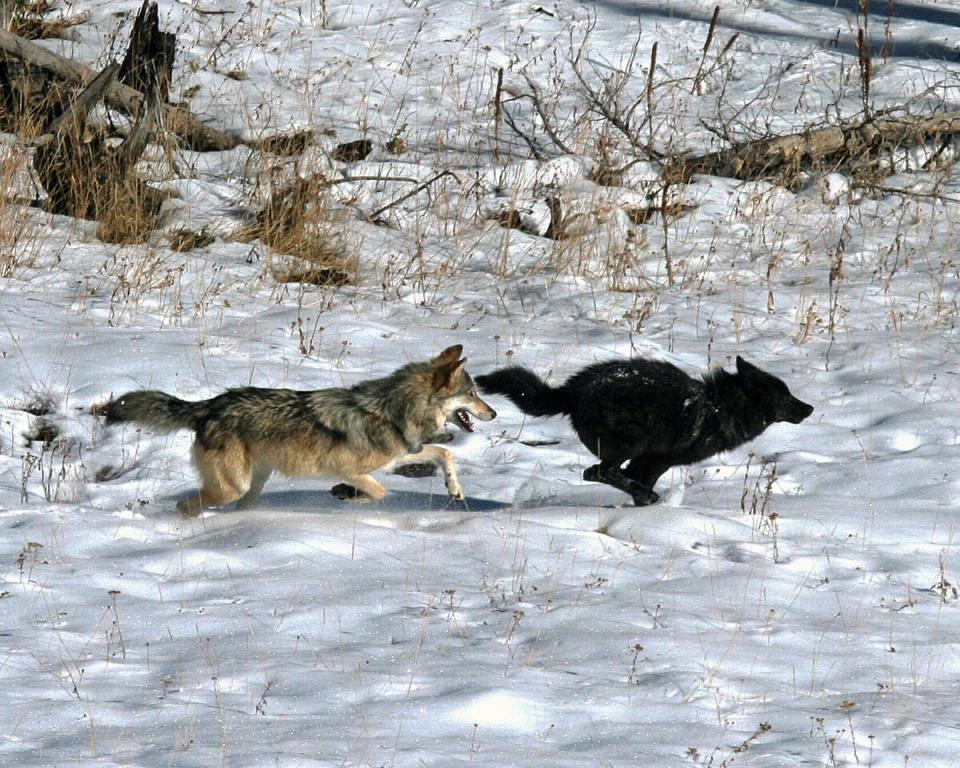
[100,345,495,515]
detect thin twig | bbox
[522,74,575,155]
[500,100,545,160]
[368,170,458,220]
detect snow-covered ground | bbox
[3,0,960,765]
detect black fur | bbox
[476,356,813,505]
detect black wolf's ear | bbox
[432,358,466,390]
[433,345,463,366]
[735,356,758,373]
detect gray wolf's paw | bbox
[177,497,203,517]
[394,463,437,478]
[425,431,454,444]
[330,483,373,502]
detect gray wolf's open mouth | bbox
[453,409,474,432]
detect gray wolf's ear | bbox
[735,355,757,373]
[434,345,464,366]
[432,358,467,391]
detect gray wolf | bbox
[476,356,813,505]
[100,345,496,515]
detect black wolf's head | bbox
[431,345,497,432]
[735,356,814,425]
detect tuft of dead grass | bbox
[238,173,355,287]
[4,0,88,40]
[0,144,40,276]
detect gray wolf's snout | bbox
[452,399,496,432]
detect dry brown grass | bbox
[0,143,39,276]
[4,0,88,40]
[238,172,354,287]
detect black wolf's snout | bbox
[783,398,814,424]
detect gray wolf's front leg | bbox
[388,445,464,500]
[394,433,454,477]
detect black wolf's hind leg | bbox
[583,462,660,506]
[582,463,606,483]
[624,457,677,506]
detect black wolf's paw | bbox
[394,463,437,478]
[582,464,602,482]
[631,488,660,506]
[330,483,371,501]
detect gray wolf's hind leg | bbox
[177,440,253,516]
[583,462,660,506]
[235,465,273,510]
[330,474,386,503]
[330,483,369,501]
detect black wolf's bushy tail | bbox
[475,367,571,416]
[100,390,203,432]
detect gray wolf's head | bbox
[431,345,497,432]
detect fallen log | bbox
[661,111,960,184]
[0,26,239,151]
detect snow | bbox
[3,0,960,765]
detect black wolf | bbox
[476,356,813,505]
[99,345,495,514]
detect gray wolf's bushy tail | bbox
[101,390,202,432]
[475,368,571,416]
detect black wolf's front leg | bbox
[583,463,660,506]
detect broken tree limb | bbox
[38,61,120,141]
[113,72,162,176]
[0,26,239,151]
[661,111,960,184]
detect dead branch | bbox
[0,26,238,151]
[661,111,960,184]
[369,170,457,220]
[499,98,545,160]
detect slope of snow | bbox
[3,0,960,765]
